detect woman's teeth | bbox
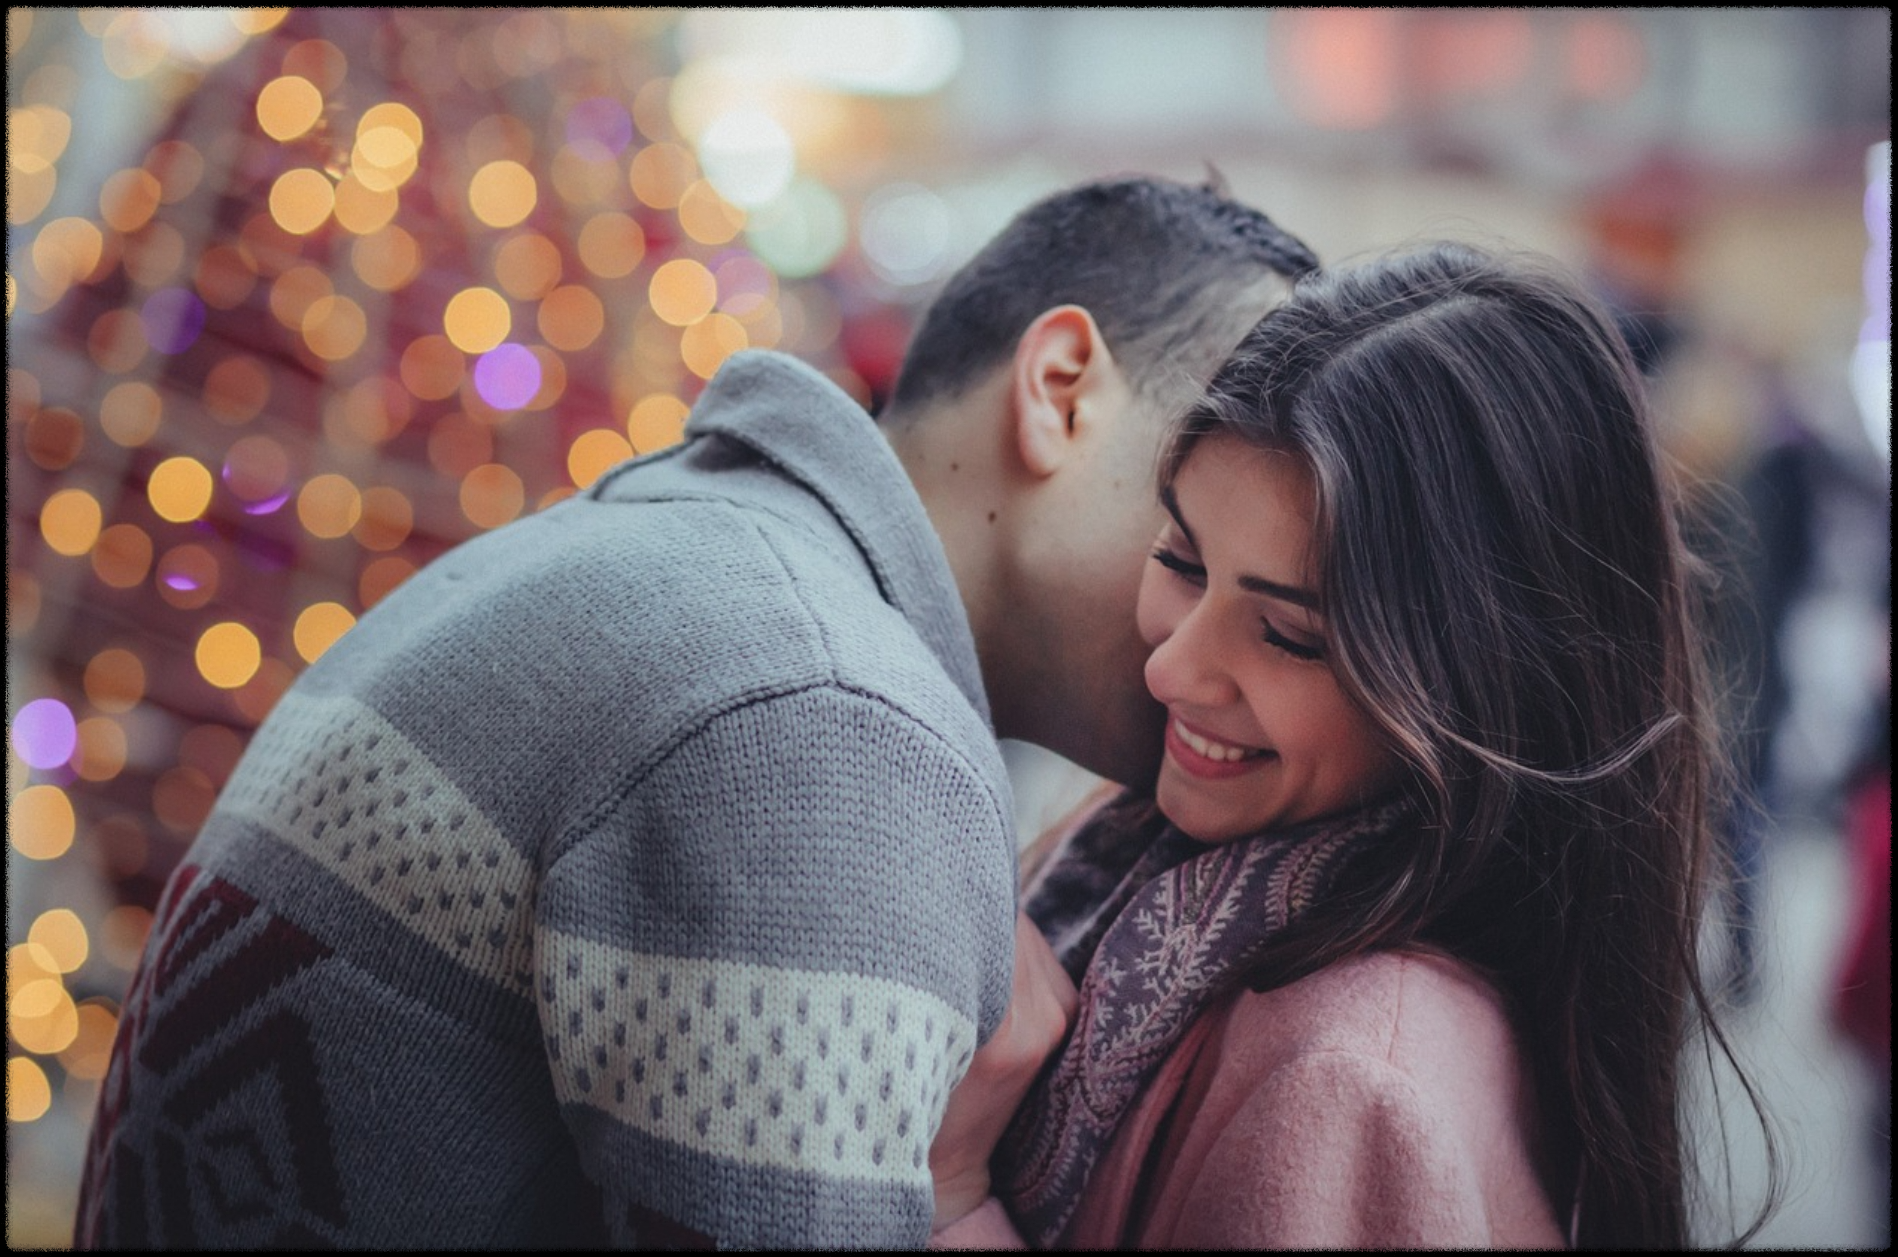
[1175,720,1264,763]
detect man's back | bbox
[75,352,1017,1249]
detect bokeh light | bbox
[297,473,364,538]
[494,231,562,299]
[8,786,76,861]
[256,73,322,140]
[352,124,420,193]
[100,381,164,445]
[649,258,718,326]
[74,717,129,783]
[99,168,163,233]
[444,286,512,353]
[39,489,102,557]
[302,293,368,360]
[473,343,543,410]
[195,244,258,310]
[698,109,796,208]
[353,486,413,551]
[99,908,153,972]
[140,287,206,354]
[576,211,646,279]
[333,173,400,234]
[11,699,77,771]
[148,456,215,523]
[156,544,221,610]
[152,765,217,832]
[352,224,422,290]
[627,394,690,453]
[25,406,85,471]
[8,1058,53,1124]
[90,524,155,589]
[83,649,147,713]
[567,95,634,153]
[678,180,747,245]
[269,167,336,235]
[196,622,262,689]
[270,265,334,328]
[680,312,748,379]
[629,141,698,209]
[860,183,954,285]
[538,284,605,351]
[60,1004,120,1081]
[29,911,90,974]
[568,428,636,488]
[744,179,848,277]
[459,463,525,529]
[469,159,537,228]
[203,357,272,424]
[293,602,357,663]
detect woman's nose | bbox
[1144,600,1237,710]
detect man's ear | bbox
[1008,305,1117,478]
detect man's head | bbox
[879,174,1319,789]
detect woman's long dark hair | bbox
[1163,242,1778,1249]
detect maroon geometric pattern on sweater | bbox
[75,864,346,1248]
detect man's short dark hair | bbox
[886,174,1319,417]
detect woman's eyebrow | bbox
[1158,483,1196,549]
[1237,573,1319,610]
[1160,483,1319,609]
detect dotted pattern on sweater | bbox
[217,691,537,996]
[540,931,973,1182]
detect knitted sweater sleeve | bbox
[533,684,1018,1249]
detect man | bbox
[75,175,1317,1249]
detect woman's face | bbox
[1136,435,1405,843]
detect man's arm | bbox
[533,685,1017,1248]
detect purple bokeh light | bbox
[241,491,292,516]
[141,287,206,355]
[566,96,635,154]
[473,343,542,411]
[10,698,78,770]
[713,253,774,317]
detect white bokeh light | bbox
[679,9,963,97]
[859,183,954,286]
[698,108,796,208]
[744,179,849,278]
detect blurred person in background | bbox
[936,242,1779,1249]
[1717,353,1892,1003]
[1828,578,1890,1249]
[71,175,1319,1250]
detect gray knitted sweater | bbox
[75,352,1018,1249]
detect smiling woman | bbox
[970,240,1781,1252]
[1137,438,1404,842]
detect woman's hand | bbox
[929,912,1079,1230]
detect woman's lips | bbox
[1165,716,1274,780]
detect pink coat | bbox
[939,948,1566,1249]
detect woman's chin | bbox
[1155,776,1253,846]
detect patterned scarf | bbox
[992,791,1413,1247]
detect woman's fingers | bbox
[928,913,1078,1229]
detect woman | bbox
[932,242,1776,1248]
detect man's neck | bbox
[883,396,1021,742]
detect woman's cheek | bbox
[1134,563,1178,650]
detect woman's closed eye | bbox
[1260,617,1325,661]
[1151,546,1205,585]
[1156,543,1327,661]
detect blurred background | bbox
[6,8,1889,1248]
